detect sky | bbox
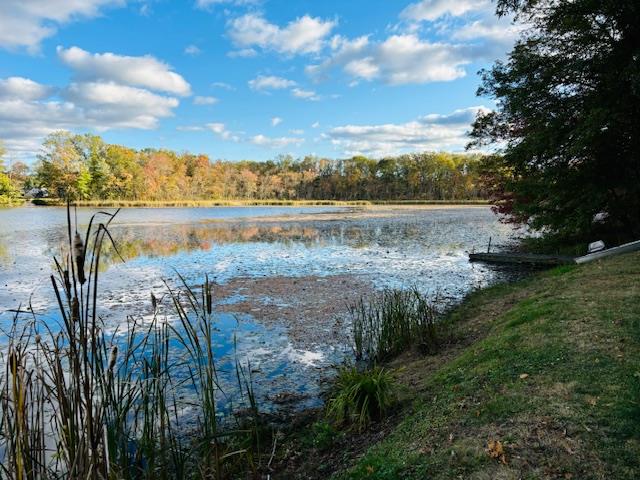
[0,0,521,163]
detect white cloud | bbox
[227,13,335,55]
[206,122,239,141]
[248,75,296,91]
[326,106,489,157]
[228,48,258,58]
[452,16,525,52]
[0,0,124,51]
[311,122,320,128]
[193,95,218,105]
[184,45,201,56]
[307,2,519,87]
[308,34,470,85]
[0,73,183,160]
[343,57,379,80]
[57,46,191,96]
[248,75,322,100]
[211,82,235,90]
[196,0,260,9]
[289,129,304,135]
[271,116,282,126]
[177,125,205,131]
[291,87,320,101]
[64,81,178,128]
[251,134,304,149]
[400,0,488,22]
[0,77,51,101]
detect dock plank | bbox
[468,252,575,266]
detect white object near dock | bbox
[588,240,606,253]
[575,239,640,264]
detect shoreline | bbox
[27,198,490,208]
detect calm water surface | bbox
[0,205,523,410]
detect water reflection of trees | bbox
[98,222,428,266]
[41,216,497,270]
[99,224,327,266]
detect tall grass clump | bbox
[351,288,438,364]
[326,366,394,431]
[0,204,268,479]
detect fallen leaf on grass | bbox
[585,395,598,406]
[487,440,507,464]
[519,373,529,379]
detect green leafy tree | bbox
[0,140,6,173]
[470,0,640,240]
[36,131,92,200]
[0,141,22,204]
[0,173,19,202]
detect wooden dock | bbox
[469,238,640,266]
[468,252,575,266]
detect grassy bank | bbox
[30,198,489,207]
[281,252,640,479]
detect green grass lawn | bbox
[332,252,639,479]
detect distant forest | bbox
[1,131,489,202]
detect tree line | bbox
[1,131,488,202]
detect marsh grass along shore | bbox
[29,198,490,208]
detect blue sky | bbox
[0,0,520,163]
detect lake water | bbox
[0,205,524,411]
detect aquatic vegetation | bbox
[351,288,439,364]
[326,366,394,431]
[0,206,270,479]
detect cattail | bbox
[35,334,41,344]
[73,232,86,284]
[108,345,118,372]
[204,276,213,315]
[72,296,80,323]
[8,350,18,374]
[63,269,71,295]
[151,292,157,311]
[205,283,212,315]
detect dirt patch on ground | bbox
[215,274,374,348]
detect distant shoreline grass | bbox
[30,198,490,208]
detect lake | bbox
[0,204,523,411]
